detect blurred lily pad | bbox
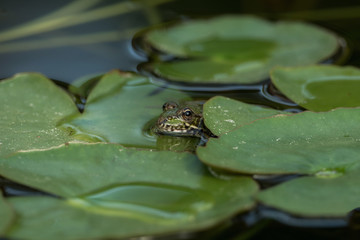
[197,108,360,174]
[62,71,189,148]
[271,65,360,111]
[257,165,360,217]
[0,193,14,235]
[143,15,339,84]
[0,73,79,157]
[203,96,289,135]
[149,59,269,84]
[1,143,258,240]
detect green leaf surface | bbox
[150,59,269,84]
[203,96,289,135]
[1,143,258,240]
[68,73,103,98]
[0,73,79,157]
[0,193,14,235]
[183,38,276,60]
[62,71,189,148]
[144,15,339,84]
[0,143,258,197]
[197,108,360,174]
[257,166,360,217]
[271,65,360,111]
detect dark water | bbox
[1,0,360,239]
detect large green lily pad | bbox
[0,143,258,240]
[271,65,360,111]
[203,96,289,135]
[197,108,360,174]
[0,193,14,235]
[143,15,339,84]
[0,73,79,158]
[62,71,190,148]
[257,165,360,217]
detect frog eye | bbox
[162,101,178,111]
[182,108,193,120]
[184,110,192,116]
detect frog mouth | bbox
[157,116,201,135]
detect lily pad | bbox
[271,65,360,111]
[68,73,103,98]
[257,165,360,217]
[0,73,79,157]
[143,15,339,84]
[62,71,190,148]
[149,59,270,84]
[0,193,14,235]
[0,143,258,239]
[203,96,289,135]
[197,108,360,174]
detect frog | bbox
[153,101,214,138]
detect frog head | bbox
[154,101,204,137]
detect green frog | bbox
[153,101,214,138]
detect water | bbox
[1,0,360,239]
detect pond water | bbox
[1,0,360,239]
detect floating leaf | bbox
[149,59,269,84]
[197,108,360,174]
[271,65,360,111]
[0,193,14,235]
[257,165,360,217]
[0,143,258,196]
[203,96,289,135]
[143,15,339,84]
[0,73,79,157]
[68,73,103,98]
[62,71,189,148]
[1,143,258,239]
[183,38,275,60]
